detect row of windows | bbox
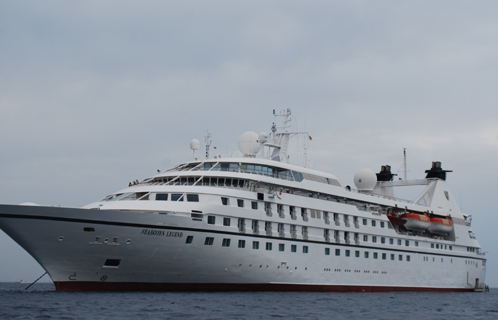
[208,215,428,249]
[325,248,411,261]
[431,243,453,250]
[103,192,200,202]
[186,235,475,266]
[199,236,310,253]
[423,256,453,263]
[220,197,391,230]
[177,162,305,182]
[189,235,413,261]
[151,176,248,188]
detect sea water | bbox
[0,282,497,320]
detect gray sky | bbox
[1,1,498,286]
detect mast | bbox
[205,131,211,159]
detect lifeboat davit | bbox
[428,217,453,235]
[400,213,431,231]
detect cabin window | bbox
[335,249,340,256]
[346,250,350,257]
[371,220,376,227]
[407,255,411,262]
[156,194,168,201]
[355,251,360,258]
[291,245,297,252]
[290,225,297,239]
[405,240,409,247]
[222,238,231,247]
[364,252,369,259]
[382,253,387,260]
[252,220,259,234]
[251,201,258,210]
[302,226,309,240]
[324,229,330,242]
[238,218,245,233]
[265,202,272,216]
[185,236,193,244]
[373,252,378,259]
[397,239,402,246]
[279,244,285,252]
[363,235,368,242]
[221,197,229,205]
[390,238,394,245]
[415,241,419,247]
[436,244,440,249]
[204,237,214,245]
[257,193,264,201]
[391,254,395,261]
[238,240,246,248]
[363,219,367,226]
[372,236,377,243]
[237,199,244,208]
[278,223,285,237]
[431,243,435,248]
[399,255,403,261]
[223,217,231,226]
[207,216,215,225]
[303,246,309,254]
[266,242,272,251]
[380,221,385,228]
[381,237,385,244]
[290,206,297,220]
[265,221,272,236]
[171,194,184,201]
[325,248,330,255]
[186,194,199,202]
[229,163,239,172]
[277,204,284,217]
[301,208,309,222]
[449,245,452,250]
[388,223,393,229]
[252,241,259,249]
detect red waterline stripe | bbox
[54,281,475,292]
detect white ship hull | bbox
[0,204,486,292]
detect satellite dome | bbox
[238,131,261,156]
[257,132,268,144]
[190,139,200,150]
[353,168,377,191]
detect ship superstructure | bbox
[0,109,487,291]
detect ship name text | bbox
[141,229,183,237]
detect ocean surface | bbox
[0,282,497,320]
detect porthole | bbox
[104,238,109,244]
[126,239,131,244]
[58,236,64,241]
[444,191,450,200]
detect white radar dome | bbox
[238,131,261,156]
[257,132,268,144]
[190,139,200,150]
[353,168,377,191]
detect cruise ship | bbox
[0,109,487,292]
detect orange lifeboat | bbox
[428,217,453,235]
[400,213,431,231]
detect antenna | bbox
[205,131,211,159]
[403,148,407,181]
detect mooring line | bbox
[25,271,48,290]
